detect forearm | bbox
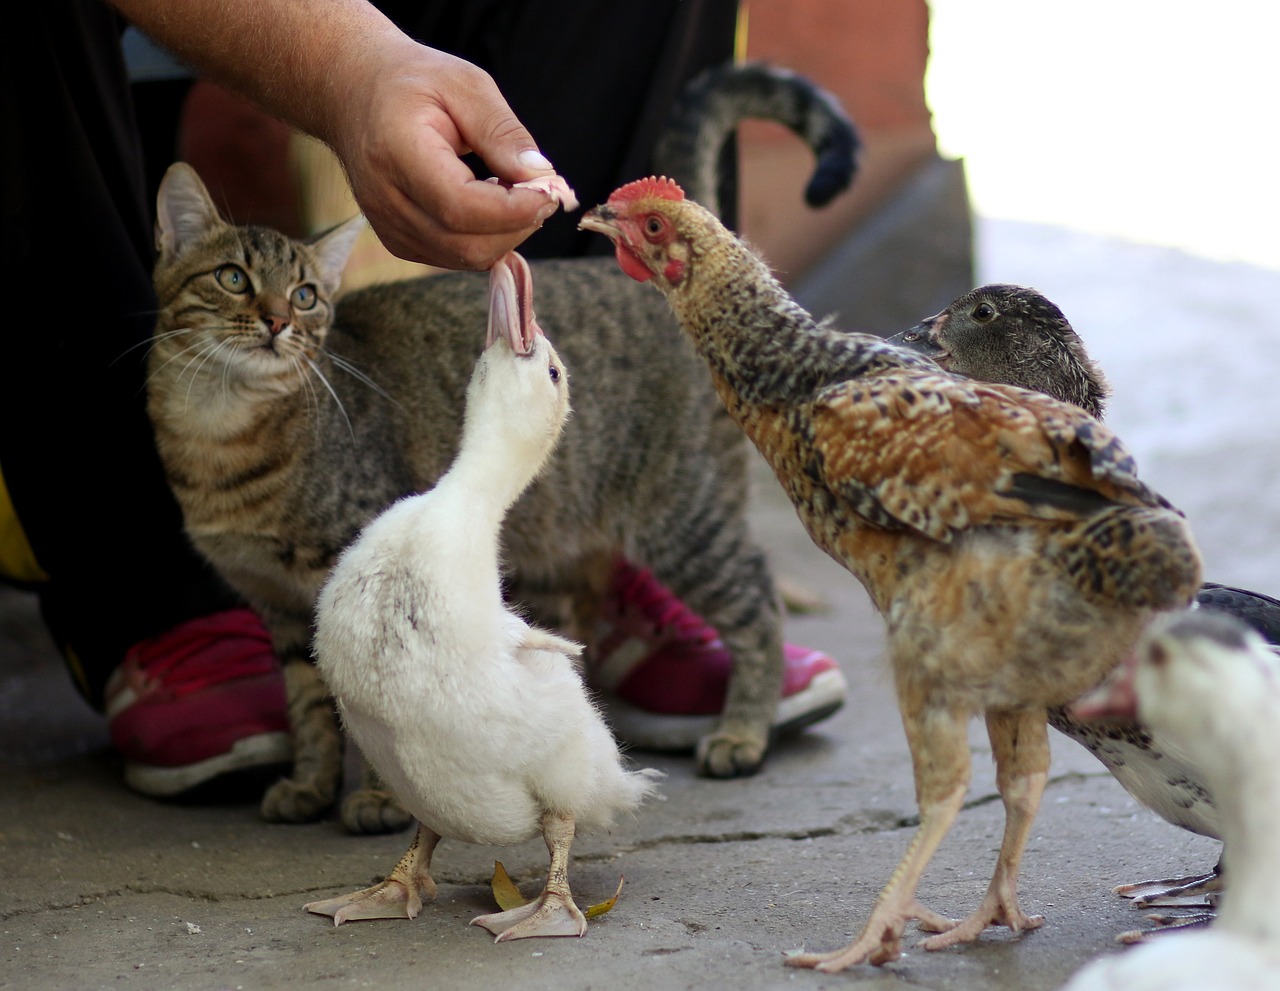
[106,0,408,145]
[107,0,562,269]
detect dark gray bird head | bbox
[885,284,1111,420]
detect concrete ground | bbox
[2,216,1268,990]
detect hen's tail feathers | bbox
[653,61,860,220]
[1054,507,1203,610]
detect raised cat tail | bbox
[652,61,860,220]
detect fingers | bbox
[330,44,573,271]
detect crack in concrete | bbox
[4,769,1111,921]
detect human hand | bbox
[325,40,572,270]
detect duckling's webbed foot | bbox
[305,823,439,925]
[470,812,587,941]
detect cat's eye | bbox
[972,302,997,322]
[291,284,318,310]
[215,264,250,294]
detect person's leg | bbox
[0,3,289,794]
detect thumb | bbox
[472,110,557,184]
[449,67,555,183]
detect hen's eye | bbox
[972,302,996,322]
[215,264,250,294]
[644,216,664,238]
[292,284,318,310]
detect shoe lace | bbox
[128,609,275,689]
[609,562,719,645]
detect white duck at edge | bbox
[1061,610,1280,988]
[305,251,661,941]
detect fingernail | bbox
[518,149,554,171]
[535,203,558,222]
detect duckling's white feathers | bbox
[1061,612,1280,989]
[315,258,658,855]
[317,488,657,848]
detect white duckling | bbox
[1061,610,1280,989]
[304,251,661,941]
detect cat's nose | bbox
[259,296,291,337]
[262,313,290,337]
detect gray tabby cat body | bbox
[146,63,858,831]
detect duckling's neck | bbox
[447,429,548,520]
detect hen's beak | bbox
[577,204,617,238]
[884,314,948,362]
[579,206,656,284]
[487,251,540,356]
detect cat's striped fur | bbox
[146,64,858,831]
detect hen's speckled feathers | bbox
[581,184,1203,971]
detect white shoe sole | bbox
[603,666,848,752]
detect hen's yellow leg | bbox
[305,823,440,925]
[787,703,972,971]
[924,707,1048,950]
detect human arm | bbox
[108,0,564,269]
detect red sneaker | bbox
[592,561,846,751]
[105,608,292,797]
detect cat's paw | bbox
[695,727,768,778]
[341,788,414,835]
[260,776,337,823]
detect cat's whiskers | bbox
[143,331,221,398]
[303,355,357,443]
[324,349,401,408]
[183,336,239,409]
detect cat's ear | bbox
[308,215,368,294]
[155,163,227,261]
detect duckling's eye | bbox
[291,284,318,310]
[548,363,561,384]
[972,302,997,322]
[901,331,919,342]
[215,264,250,294]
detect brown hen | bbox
[580,179,1204,970]
[887,283,1280,935]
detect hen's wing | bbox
[803,371,1174,542]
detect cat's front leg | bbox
[341,761,414,835]
[260,659,344,823]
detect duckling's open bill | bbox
[487,252,540,355]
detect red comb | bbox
[609,176,685,205]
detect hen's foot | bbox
[920,886,1043,951]
[470,890,587,941]
[785,899,952,971]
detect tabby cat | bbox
[146,63,857,832]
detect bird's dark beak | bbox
[579,204,655,284]
[884,313,947,362]
[487,251,540,356]
[577,204,618,238]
